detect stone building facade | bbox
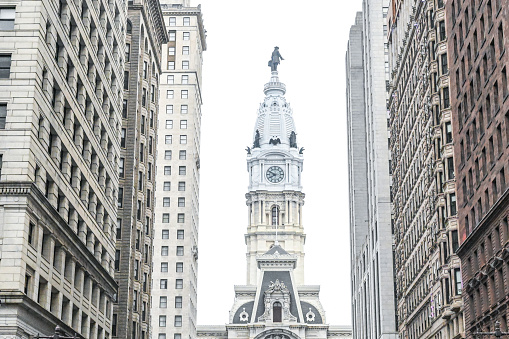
[151,2,206,339]
[387,0,463,337]
[446,0,509,336]
[196,64,351,339]
[345,2,398,339]
[0,0,125,335]
[113,0,166,338]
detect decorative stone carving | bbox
[258,280,297,322]
[305,308,315,322]
[239,308,249,322]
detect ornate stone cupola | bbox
[245,71,306,286]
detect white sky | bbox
[196,0,363,327]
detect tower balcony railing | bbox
[264,82,286,93]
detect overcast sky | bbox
[196,0,363,327]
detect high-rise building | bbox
[113,0,167,338]
[0,0,125,335]
[197,57,352,339]
[151,2,206,339]
[345,2,398,338]
[387,0,463,337]
[447,0,509,336]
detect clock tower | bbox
[245,69,305,285]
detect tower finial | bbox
[268,46,284,72]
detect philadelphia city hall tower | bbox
[196,50,352,339]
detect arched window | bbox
[126,20,132,34]
[273,302,282,322]
[271,206,279,226]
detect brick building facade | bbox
[447,0,509,336]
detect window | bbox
[161,246,168,256]
[452,230,459,252]
[151,85,156,102]
[168,47,175,56]
[115,250,120,270]
[183,17,190,26]
[162,213,169,223]
[161,262,168,272]
[121,129,126,147]
[183,32,190,40]
[166,105,173,114]
[443,87,450,108]
[118,188,124,208]
[165,135,172,144]
[169,30,176,41]
[143,61,148,79]
[142,88,147,106]
[0,55,10,78]
[178,198,185,207]
[160,296,167,308]
[122,99,128,118]
[174,316,182,327]
[167,90,174,99]
[0,8,15,30]
[181,90,188,99]
[141,116,146,135]
[163,182,171,191]
[176,262,183,272]
[177,214,185,223]
[167,75,174,84]
[139,142,144,162]
[440,53,448,74]
[125,43,130,62]
[137,200,142,220]
[180,120,187,129]
[167,61,175,70]
[160,279,168,289]
[163,197,170,207]
[28,222,36,246]
[174,334,182,339]
[179,150,186,160]
[124,71,129,89]
[159,315,166,327]
[455,268,462,295]
[176,246,184,256]
[178,181,185,191]
[116,219,122,239]
[177,230,184,239]
[175,296,182,308]
[180,135,187,144]
[169,17,176,26]
[166,120,173,129]
[175,279,183,289]
[450,193,457,215]
[159,335,166,339]
[150,110,154,128]
[164,166,171,175]
[273,302,282,322]
[439,20,446,41]
[182,46,189,55]
[181,105,188,114]
[447,157,455,180]
[271,206,279,226]
[182,75,189,84]
[162,229,169,239]
[165,150,172,160]
[445,122,453,143]
[182,61,189,70]
[179,166,186,175]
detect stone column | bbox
[88,192,97,218]
[58,196,69,223]
[96,204,104,229]
[80,180,89,206]
[82,141,92,166]
[64,109,74,135]
[69,209,79,234]
[94,241,102,262]
[50,134,62,166]
[86,231,95,254]
[74,124,84,152]
[71,166,81,194]
[78,220,87,244]
[61,151,72,182]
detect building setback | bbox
[0,0,125,335]
[151,2,206,339]
[447,0,509,336]
[387,0,463,337]
[113,0,167,338]
[345,1,398,339]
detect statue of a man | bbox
[268,47,284,72]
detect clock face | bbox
[266,166,284,183]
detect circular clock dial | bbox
[266,166,284,183]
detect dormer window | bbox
[273,302,282,322]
